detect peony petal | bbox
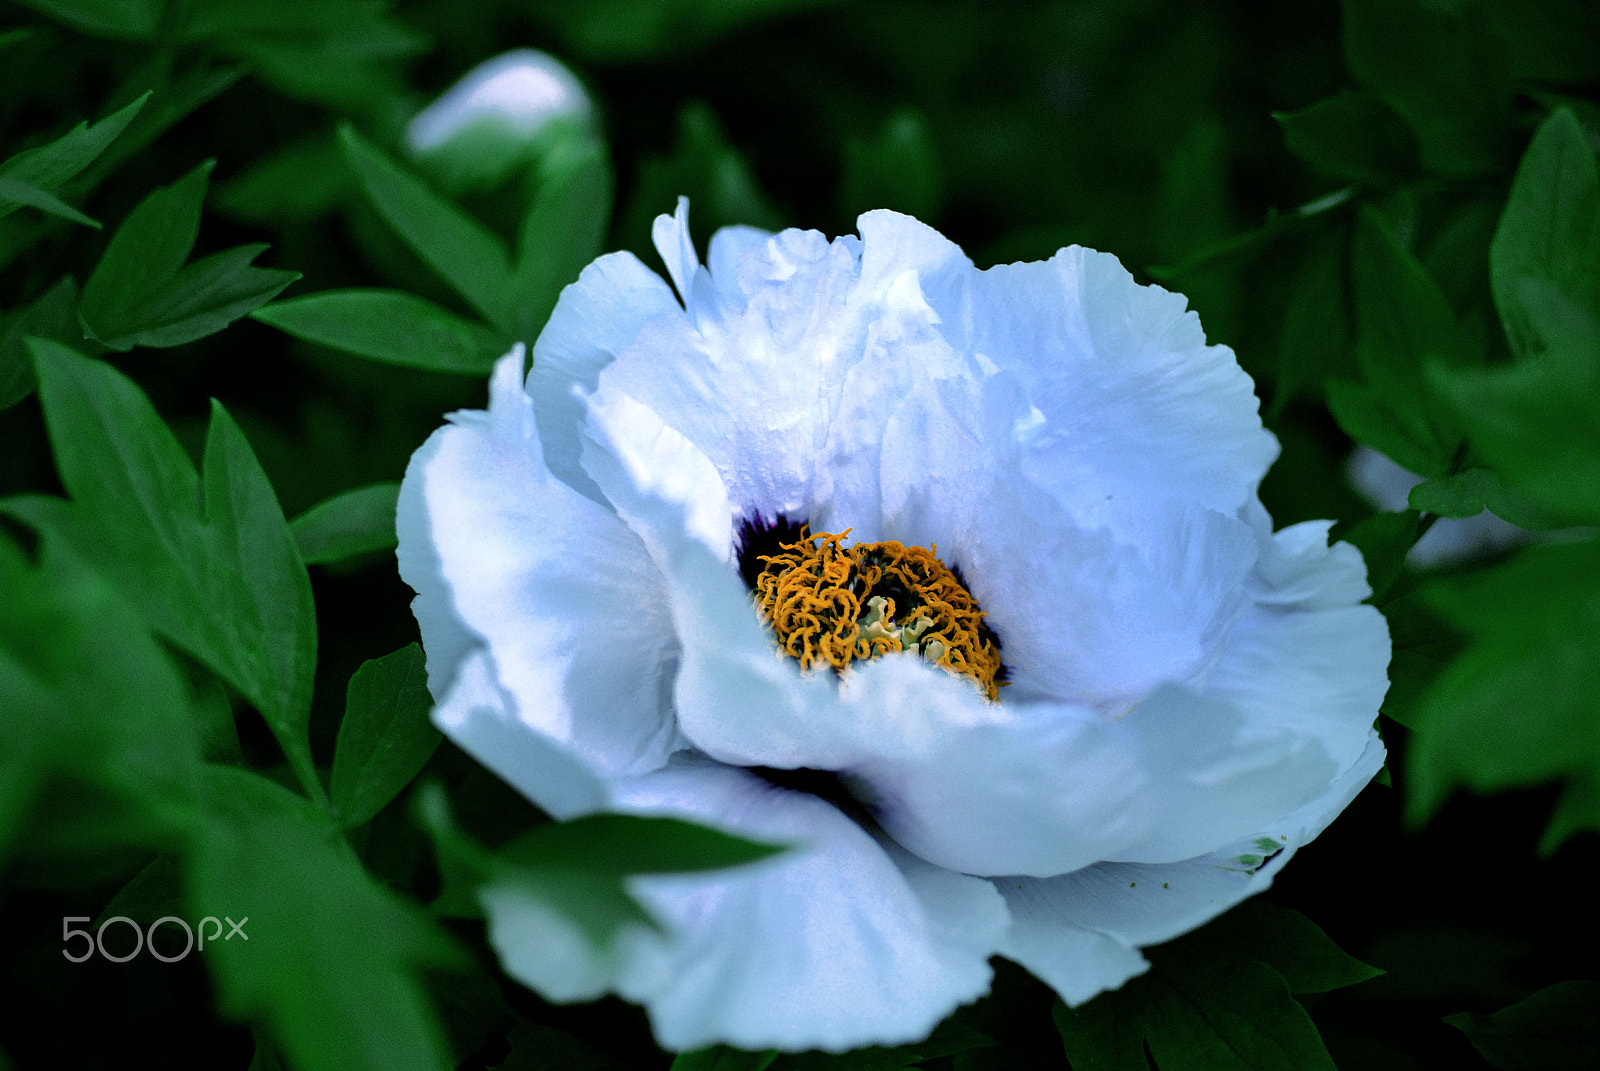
[957,247,1279,521]
[399,350,686,792]
[529,250,684,505]
[577,384,859,770]
[876,373,1259,706]
[844,659,1156,877]
[613,757,1004,1053]
[995,729,1385,1007]
[1100,520,1389,861]
[432,648,611,819]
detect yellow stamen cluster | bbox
[752,526,1003,700]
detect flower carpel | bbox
[751,524,1004,699]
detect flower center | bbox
[747,523,1004,700]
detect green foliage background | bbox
[2,0,1597,1068]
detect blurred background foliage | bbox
[2,0,1599,1068]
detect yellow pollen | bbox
[752,525,1004,700]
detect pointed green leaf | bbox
[10,342,321,803]
[0,91,149,222]
[0,531,199,865]
[1194,902,1383,996]
[1407,538,1600,848]
[105,243,300,350]
[1332,206,1476,478]
[0,176,100,228]
[330,644,440,828]
[1052,903,1367,1071]
[1342,0,1514,177]
[1274,90,1418,186]
[253,289,504,374]
[77,161,297,349]
[0,275,78,409]
[9,0,161,39]
[1446,980,1600,1070]
[1429,321,1600,523]
[79,160,213,334]
[511,136,613,341]
[200,401,319,770]
[192,766,455,1071]
[1408,466,1579,529]
[1490,107,1600,362]
[338,125,513,329]
[416,785,658,945]
[289,481,402,565]
[215,136,350,224]
[672,1046,778,1071]
[499,812,790,877]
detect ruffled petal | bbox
[577,384,863,770]
[613,757,1005,1053]
[876,372,1259,706]
[1101,521,1389,862]
[955,247,1278,521]
[399,350,686,794]
[432,649,611,820]
[995,729,1385,1007]
[529,250,684,504]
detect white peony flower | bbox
[398,199,1390,1053]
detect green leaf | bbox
[498,812,790,876]
[1408,466,1578,529]
[0,92,149,224]
[1406,539,1600,849]
[1330,206,1477,478]
[9,0,161,38]
[0,176,99,228]
[511,136,613,341]
[188,0,427,109]
[1326,380,1436,479]
[0,530,199,866]
[1193,902,1382,996]
[1490,107,1600,362]
[253,289,504,374]
[1270,232,1351,417]
[79,162,299,349]
[1052,903,1370,1071]
[673,1048,779,1071]
[330,644,440,828]
[419,785,787,957]
[339,125,514,329]
[1274,90,1418,187]
[1054,963,1334,1071]
[1446,980,1600,1070]
[289,481,402,565]
[0,275,78,410]
[191,765,455,1071]
[1341,0,1514,177]
[416,785,658,945]
[214,136,350,224]
[1429,327,1600,524]
[1379,590,1463,731]
[8,342,321,804]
